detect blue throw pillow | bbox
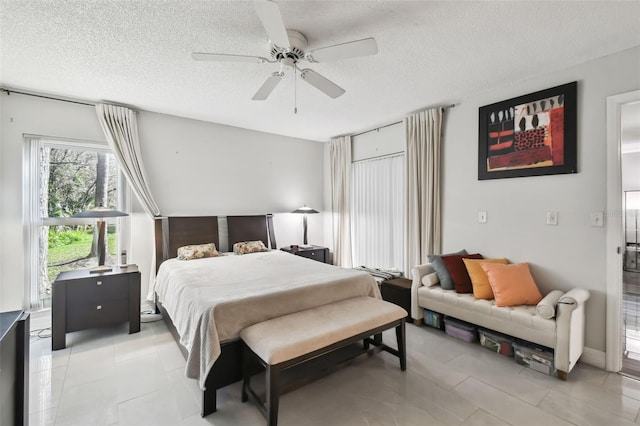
[427,249,468,290]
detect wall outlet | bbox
[478,211,487,224]
[591,211,604,227]
[546,211,558,226]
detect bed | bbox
[153,214,380,417]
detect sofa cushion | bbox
[428,249,467,290]
[463,258,508,299]
[441,253,483,294]
[481,262,543,307]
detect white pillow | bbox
[536,290,564,319]
[421,272,439,287]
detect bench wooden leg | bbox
[266,365,281,426]
[241,348,250,403]
[395,322,406,371]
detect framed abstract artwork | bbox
[478,81,577,180]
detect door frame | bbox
[606,90,640,372]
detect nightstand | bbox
[281,245,329,264]
[52,265,141,350]
[380,278,412,320]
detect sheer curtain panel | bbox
[404,108,443,277]
[95,104,160,217]
[330,136,353,267]
[351,154,404,271]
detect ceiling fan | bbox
[191,0,378,101]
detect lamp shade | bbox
[72,205,129,218]
[72,206,128,272]
[291,205,319,214]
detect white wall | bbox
[442,47,640,353]
[0,94,324,310]
[352,124,404,162]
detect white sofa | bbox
[410,263,590,379]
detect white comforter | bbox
[155,250,380,389]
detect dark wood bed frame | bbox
[153,214,385,418]
[153,214,276,417]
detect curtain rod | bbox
[352,104,455,138]
[1,87,139,113]
[1,87,95,107]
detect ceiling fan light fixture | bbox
[191,0,376,102]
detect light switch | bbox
[546,211,558,226]
[478,211,487,224]
[590,211,604,227]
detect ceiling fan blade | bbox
[299,69,345,99]
[307,38,378,62]
[192,52,269,64]
[253,0,290,48]
[252,72,284,100]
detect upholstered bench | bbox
[240,296,407,426]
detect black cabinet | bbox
[0,310,29,426]
[52,266,141,350]
[380,278,412,320]
[281,245,329,264]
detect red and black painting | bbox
[478,82,577,180]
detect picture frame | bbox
[478,81,577,180]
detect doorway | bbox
[606,91,640,374]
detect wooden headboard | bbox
[154,214,276,272]
[154,216,219,272]
[227,215,276,249]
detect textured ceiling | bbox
[1,0,639,141]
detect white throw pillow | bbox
[421,272,440,287]
[536,290,564,319]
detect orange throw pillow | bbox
[462,258,508,299]
[481,262,543,307]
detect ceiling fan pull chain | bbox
[294,67,298,114]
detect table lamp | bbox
[291,205,318,247]
[73,205,128,273]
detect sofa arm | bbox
[554,288,590,377]
[410,264,436,320]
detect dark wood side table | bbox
[281,245,329,263]
[52,265,141,350]
[0,310,29,426]
[380,278,412,320]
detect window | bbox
[25,137,129,310]
[351,154,404,271]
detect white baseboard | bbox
[580,346,606,369]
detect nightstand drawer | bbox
[65,275,130,304]
[297,250,326,262]
[296,250,325,263]
[66,300,129,332]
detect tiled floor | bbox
[28,315,640,426]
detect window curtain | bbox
[95,104,160,217]
[404,108,442,278]
[352,154,404,271]
[330,136,353,267]
[95,104,160,301]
